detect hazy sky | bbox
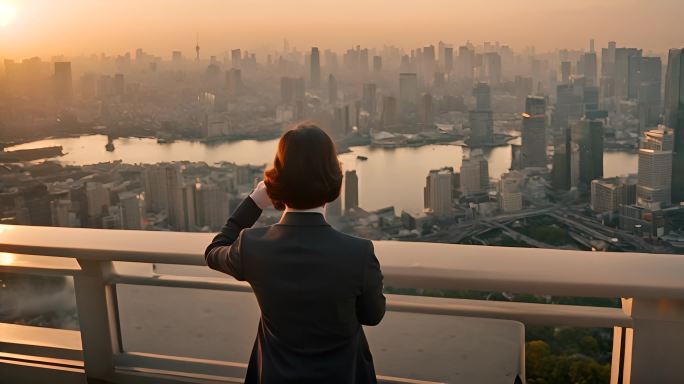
[0,0,683,59]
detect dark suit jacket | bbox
[205,197,386,383]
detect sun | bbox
[0,2,17,28]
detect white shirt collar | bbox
[283,205,326,215]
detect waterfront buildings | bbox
[468,82,494,146]
[460,152,490,196]
[521,96,547,168]
[424,168,454,216]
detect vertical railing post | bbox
[615,297,684,383]
[73,259,121,383]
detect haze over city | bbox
[1,1,684,383]
[1,0,684,58]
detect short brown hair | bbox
[264,122,342,210]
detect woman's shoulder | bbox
[329,228,374,250]
[241,224,372,252]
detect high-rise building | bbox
[468,83,494,146]
[344,170,359,214]
[560,61,571,84]
[280,77,293,104]
[636,126,674,208]
[552,127,580,191]
[514,76,533,103]
[638,57,662,128]
[373,56,382,73]
[443,47,454,73]
[619,126,674,236]
[344,104,352,133]
[614,47,642,100]
[14,184,53,226]
[362,83,377,116]
[195,183,230,231]
[310,47,321,89]
[50,199,74,227]
[498,171,524,212]
[583,86,600,112]
[143,166,169,213]
[381,96,399,131]
[458,46,474,79]
[601,41,617,78]
[424,168,453,216]
[473,82,491,110]
[399,73,418,111]
[421,45,436,78]
[460,153,489,196]
[572,118,604,186]
[664,48,684,203]
[142,164,194,231]
[224,69,243,95]
[86,182,110,220]
[590,177,637,213]
[521,96,546,168]
[553,84,583,132]
[119,192,143,230]
[418,93,434,129]
[359,48,369,73]
[328,74,338,105]
[581,52,598,86]
[231,49,242,69]
[482,52,502,85]
[280,77,305,104]
[54,62,73,102]
[627,53,643,100]
[164,165,185,230]
[113,73,125,97]
[180,184,197,231]
[333,105,351,135]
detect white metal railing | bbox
[1,224,684,383]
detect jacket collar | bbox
[278,212,330,226]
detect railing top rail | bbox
[1,224,683,299]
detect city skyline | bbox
[1,0,684,59]
[3,3,684,383]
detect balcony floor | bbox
[116,281,524,383]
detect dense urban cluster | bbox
[2,36,684,384]
[0,160,265,232]
[1,39,683,253]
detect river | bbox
[6,135,638,214]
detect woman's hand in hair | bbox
[249,180,273,210]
